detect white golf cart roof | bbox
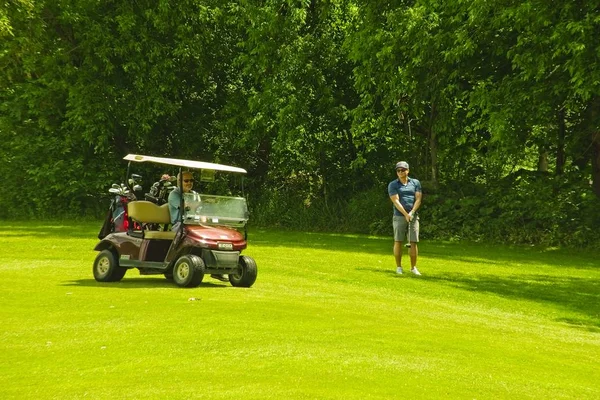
[123,154,246,174]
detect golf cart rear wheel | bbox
[93,249,127,282]
[229,255,257,288]
[173,255,204,288]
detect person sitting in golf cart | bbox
[168,171,228,282]
[168,171,196,231]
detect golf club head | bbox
[133,184,143,192]
[129,174,142,185]
[112,183,120,189]
[108,188,120,194]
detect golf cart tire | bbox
[229,255,257,288]
[173,255,205,288]
[93,249,127,282]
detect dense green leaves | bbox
[1,0,598,247]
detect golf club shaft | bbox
[406,217,411,248]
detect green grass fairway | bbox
[1,222,599,399]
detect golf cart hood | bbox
[185,225,247,249]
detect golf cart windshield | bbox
[183,193,248,228]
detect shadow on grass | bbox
[422,273,600,331]
[62,278,229,289]
[356,265,600,330]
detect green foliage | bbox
[346,186,391,234]
[228,0,359,204]
[421,170,600,248]
[0,0,243,218]
[1,0,599,248]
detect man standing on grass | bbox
[388,161,422,275]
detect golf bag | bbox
[145,174,175,205]
[141,174,176,231]
[97,184,139,239]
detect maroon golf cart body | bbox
[92,154,257,288]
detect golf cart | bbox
[93,154,257,288]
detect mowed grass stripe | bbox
[0,222,599,399]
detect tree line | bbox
[1,0,599,247]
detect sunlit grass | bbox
[1,221,599,399]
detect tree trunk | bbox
[589,96,600,199]
[429,103,438,184]
[538,147,548,172]
[592,130,600,199]
[255,134,271,184]
[429,128,438,183]
[556,108,566,175]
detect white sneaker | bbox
[411,267,421,276]
[396,267,404,274]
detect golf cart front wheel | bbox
[229,255,257,288]
[173,255,205,288]
[93,249,127,282]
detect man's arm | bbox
[167,191,181,224]
[410,191,422,218]
[390,194,410,219]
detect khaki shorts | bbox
[393,215,419,242]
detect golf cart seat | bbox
[127,201,175,240]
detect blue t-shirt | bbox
[388,178,422,216]
[168,187,183,225]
